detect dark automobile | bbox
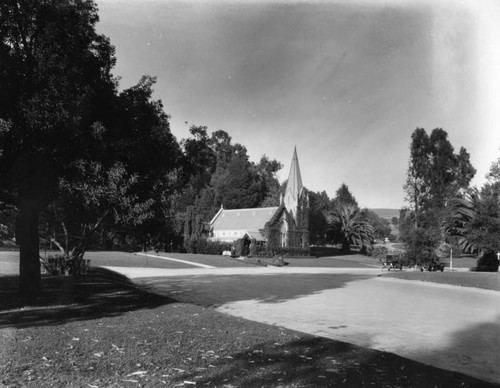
[420,261,445,272]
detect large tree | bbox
[41,76,184,266]
[403,128,475,228]
[402,128,475,263]
[0,0,117,296]
[308,191,330,245]
[1,2,183,296]
[180,127,283,247]
[333,183,359,209]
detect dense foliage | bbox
[0,0,119,295]
[327,203,374,254]
[0,1,183,295]
[443,156,500,271]
[181,126,282,248]
[401,128,475,264]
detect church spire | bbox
[283,147,304,218]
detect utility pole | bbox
[450,248,453,271]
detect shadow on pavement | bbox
[137,273,373,307]
[0,268,174,329]
[407,315,500,386]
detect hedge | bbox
[183,238,232,255]
[250,245,310,258]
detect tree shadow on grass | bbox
[177,336,495,388]
[0,268,174,329]
[137,273,373,307]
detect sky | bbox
[95,0,500,209]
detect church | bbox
[207,148,309,252]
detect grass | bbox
[382,270,500,292]
[1,271,499,387]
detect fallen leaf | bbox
[128,371,147,376]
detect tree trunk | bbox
[16,197,41,298]
[341,239,351,254]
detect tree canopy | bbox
[402,128,475,263]
[443,155,500,261]
[0,0,119,295]
[0,1,183,296]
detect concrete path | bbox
[104,265,500,385]
[218,276,500,385]
[101,265,380,277]
[133,252,216,269]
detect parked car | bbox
[420,261,445,272]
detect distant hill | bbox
[370,208,400,220]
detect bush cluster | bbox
[250,245,310,258]
[183,238,232,255]
[243,256,287,267]
[471,251,499,272]
[372,246,389,259]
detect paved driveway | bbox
[110,266,500,385]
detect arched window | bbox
[280,220,288,247]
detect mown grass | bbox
[382,270,500,292]
[0,271,498,388]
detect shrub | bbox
[234,238,245,257]
[372,246,388,260]
[183,238,232,255]
[250,245,310,258]
[475,251,499,272]
[183,237,196,253]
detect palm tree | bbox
[327,204,374,254]
[443,186,500,256]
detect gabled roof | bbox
[245,231,267,241]
[210,207,279,231]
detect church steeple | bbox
[283,147,303,219]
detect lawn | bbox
[1,269,498,387]
[382,270,500,292]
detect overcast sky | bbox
[96,0,500,209]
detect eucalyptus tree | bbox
[402,128,475,263]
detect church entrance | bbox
[241,235,251,256]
